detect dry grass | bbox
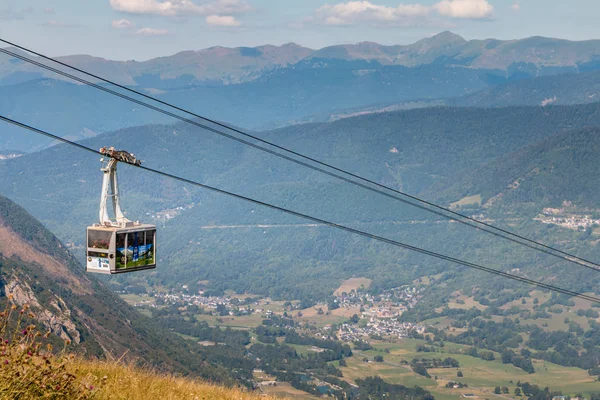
[0,298,278,400]
[72,360,277,400]
[0,299,95,399]
[261,382,320,399]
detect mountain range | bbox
[6,32,600,152]
[6,32,600,87]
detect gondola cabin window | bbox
[116,230,156,270]
[88,230,111,250]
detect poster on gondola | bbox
[86,251,110,272]
[124,230,155,268]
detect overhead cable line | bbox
[1,114,599,303]
[1,42,599,273]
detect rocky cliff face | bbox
[4,277,81,344]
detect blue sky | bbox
[1,0,599,60]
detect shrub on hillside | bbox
[0,298,97,399]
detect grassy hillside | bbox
[0,306,269,400]
[339,339,600,399]
[72,360,272,400]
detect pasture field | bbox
[120,293,153,305]
[257,299,288,313]
[450,194,482,209]
[440,288,599,333]
[288,343,320,356]
[260,382,321,399]
[347,339,600,398]
[120,287,600,399]
[414,273,445,286]
[518,312,593,331]
[334,277,372,296]
[446,295,487,311]
[294,304,361,327]
[194,313,264,329]
[421,315,454,329]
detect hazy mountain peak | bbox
[356,41,382,47]
[416,31,467,47]
[281,42,307,48]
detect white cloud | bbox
[313,0,492,25]
[109,0,251,16]
[44,8,55,14]
[512,3,520,11]
[434,0,493,19]
[206,14,240,26]
[135,27,169,36]
[112,19,134,28]
[315,1,430,26]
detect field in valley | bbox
[119,284,600,399]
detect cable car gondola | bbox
[86,147,156,274]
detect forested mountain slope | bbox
[1,104,599,301]
[0,61,499,151]
[3,104,600,238]
[429,127,600,209]
[0,79,169,152]
[0,194,246,384]
[453,69,600,108]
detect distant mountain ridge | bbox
[5,31,600,153]
[5,32,600,87]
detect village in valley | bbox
[122,279,426,343]
[333,286,426,341]
[535,202,600,232]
